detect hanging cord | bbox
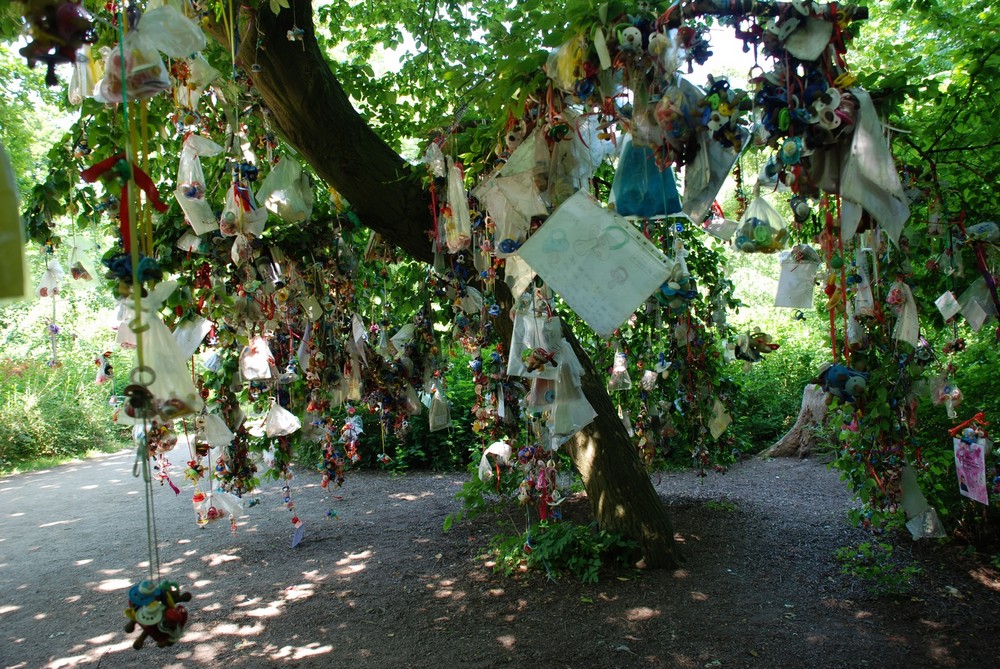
[117,4,159,582]
[134,420,162,581]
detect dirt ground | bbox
[1,450,998,669]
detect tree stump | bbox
[760,384,829,459]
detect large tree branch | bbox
[234,3,434,263]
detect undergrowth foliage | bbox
[490,519,638,584]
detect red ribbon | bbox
[81,154,168,251]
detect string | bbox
[117,3,158,582]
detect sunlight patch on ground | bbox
[389,491,435,501]
[283,583,316,600]
[33,612,46,620]
[689,591,709,602]
[625,606,661,621]
[496,634,516,650]
[74,559,93,566]
[968,567,1000,591]
[335,549,372,575]
[46,639,134,668]
[0,604,21,615]
[854,610,873,619]
[672,568,690,579]
[39,519,80,528]
[170,639,227,663]
[86,633,116,645]
[270,643,334,660]
[669,653,698,668]
[217,622,266,636]
[488,588,505,596]
[203,552,240,567]
[246,601,284,617]
[94,578,131,592]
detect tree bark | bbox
[232,2,680,569]
[760,383,829,459]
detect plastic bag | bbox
[610,134,682,218]
[546,109,615,207]
[220,182,267,238]
[607,349,632,391]
[544,35,587,94]
[551,341,596,444]
[428,382,451,432]
[886,280,919,347]
[68,243,94,282]
[525,377,556,411]
[930,371,962,419]
[175,134,223,234]
[200,413,234,447]
[173,54,219,109]
[735,196,789,253]
[774,245,820,308]
[138,3,206,58]
[140,281,204,421]
[96,31,170,103]
[443,157,471,252]
[258,157,314,223]
[264,400,301,437]
[94,351,113,384]
[473,170,546,257]
[67,46,96,105]
[958,277,998,332]
[239,336,275,381]
[173,316,211,359]
[506,309,562,380]
[477,441,511,481]
[37,257,64,298]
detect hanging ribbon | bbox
[81,153,168,251]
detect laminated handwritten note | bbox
[516,190,672,338]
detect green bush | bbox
[489,519,638,584]
[0,259,131,473]
[834,540,921,597]
[0,354,130,472]
[909,330,1000,544]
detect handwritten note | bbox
[516,190,672,338]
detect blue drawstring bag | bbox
[610,134,682,218]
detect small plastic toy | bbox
[124,579,192,649]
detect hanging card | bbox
[954,436,988,505]
[516,190,672,338]
[774,245,820,308]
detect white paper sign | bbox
[516,190,672,338]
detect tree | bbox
[11,0,1000,564]
[231,1,681,568]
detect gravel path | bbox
[1,451,998,669]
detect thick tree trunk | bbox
[760,384,829,459]
[233,2,680,568]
